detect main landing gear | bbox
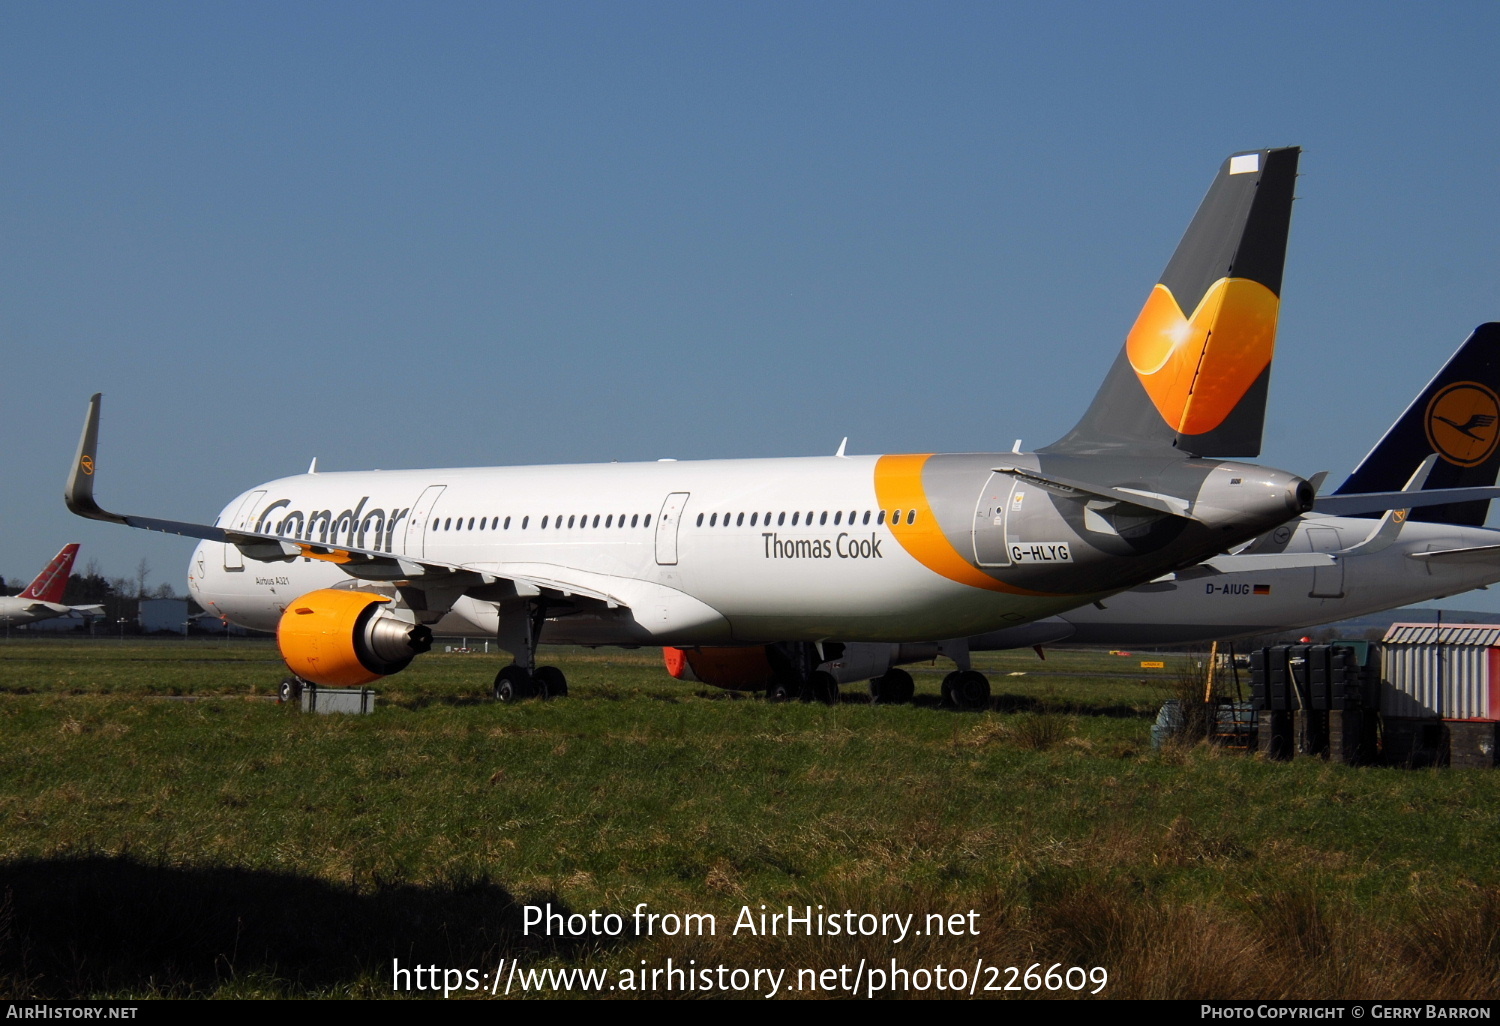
[941,669,992,711]
[761,642,841,705]
[869,667,915,704]
[492,663,569,702]
[492,598,569,702]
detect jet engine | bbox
[278,589,433,687]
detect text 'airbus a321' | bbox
[69,146,1431,707]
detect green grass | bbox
[2,639,1497,998]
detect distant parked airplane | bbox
[0,544,104,628]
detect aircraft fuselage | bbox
[189,451,1310,646]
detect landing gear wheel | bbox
[493,665,534,703]
[949,670,991,711]
[940,671,960,707]
[870,668,914,704]
[278,677,304,705]
[805,670,839,705]
[533,665,568,699]
[765,678,794,702]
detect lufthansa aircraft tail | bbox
[1334,323,1500,526]
[1043,147,1300,458]
[18,543,80,604]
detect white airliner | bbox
[772,324,1500,703]
[66,148,1469,706]
[0,544,103,628]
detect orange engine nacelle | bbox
[278,589,434,687]
[663,646,776,690]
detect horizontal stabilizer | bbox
[1313,485,1500,516]
[1408,544,1500,566]
[991,466,1196,520]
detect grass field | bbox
[2,638,1498,999]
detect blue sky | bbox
[3,1,1499,610]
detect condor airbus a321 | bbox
[71,147,1422,705]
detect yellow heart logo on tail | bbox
[1125,277,1279,435]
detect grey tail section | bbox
[1042,147,1300,458]
[1334,323,1500,526]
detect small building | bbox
[1380,623,1500,720]
[140,598,190,634]
[1380,623,1500,767]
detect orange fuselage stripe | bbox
[873,453,1051,596]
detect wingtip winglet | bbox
[65,393,124,525]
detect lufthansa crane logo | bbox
[79,455,95,476]
[1425,381,1500,467]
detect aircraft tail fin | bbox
[1043,147,1300,457]
[19,543,80,603]
[1334,323,1500,526]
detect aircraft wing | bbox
[1200,552,1336,572]
[1164,551,1336,581]
[65,394,631,612]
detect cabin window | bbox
[606,514,613,527]
[877,510,886,525]
[907,510,917,525]
[791,512,800,526]
[750,513,758,526]
[819,512,827,525]
[710,513,718,527]
[567,515,575,528]
[736,512,744,527]
[644,514,652,527]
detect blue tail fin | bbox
[1334,323,1500,526]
